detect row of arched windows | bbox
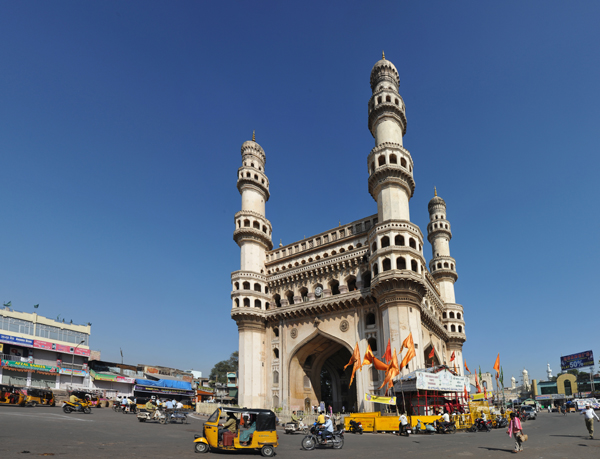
[234,281,269,293]
[239,170,267,187]
[237,218,270,235]
[370,154,412,174]
[267,244,364,273]
[430,222,449,231]
[372,235,418,252]
[442,311,462,320]
[243,161,263,172]
[233,298,270,309]
[432,261,454,271]
[444,324,464,333]
[270,274,371,308]
[372,257,420,275]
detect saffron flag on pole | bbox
[399,333,416,370]
[464,360,471,373]
[379,348,400,390]
[450,351,456,361]
[383,339,392,363]
[428,347,435,359]
[344,343,362,387]
[372,356,389,371]
[463,385,469,402]
[475,373,482,394]
[362,344,374,366]
[493,354,500,375]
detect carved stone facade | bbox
[231,56,467,412]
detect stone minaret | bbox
[427,188,457,303]
[367,53,426,372]
[427,189,465,373]
[231,132,273,408]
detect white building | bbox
[0,305,91,390]
[231,55,467,412]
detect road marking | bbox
[0,412,93,422]
[188,415,204,420]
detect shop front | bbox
[0,359,59,388]
[90,370,135,397]
[134,379,194,405]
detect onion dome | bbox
[428,187,446,212]
[241,131,266,163]
[370,51,400,91]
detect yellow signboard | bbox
[0,343,3,353]
[364,393,397,405]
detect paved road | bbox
[0,406,598,458]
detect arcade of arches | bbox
[289,333,357,413]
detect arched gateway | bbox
[231,56,467,412]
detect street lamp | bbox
[70,340,85,388]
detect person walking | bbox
[507,412,524,453]
[582,404,600,439]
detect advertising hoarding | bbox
[0,333,91,356]
[560,350,594,371]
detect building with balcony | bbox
[0,305,91,390]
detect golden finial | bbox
[279,239,282,247]
[434,186,437,197]
[382,51,385,60]
[252,130,255,142]
[339,221,341,227]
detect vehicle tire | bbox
[332,436,344,449]
[301,436,316,451]
[195,442,209,453]
[359,430,363,435]
[83,407,92,414]
[159,417,167,425]
[261,445,275,457]
[63,405,72,414]
[467,426,476,433]
[138,418,145,422]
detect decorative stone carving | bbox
[339,320,349,332]
[290,328,298,339]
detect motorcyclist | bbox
[322,414,334,441]
[398,413,409,435]
[291,410,300,427]
[316,411,325,425]
[145,398,157,412]
[69,393,83,411]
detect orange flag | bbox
[450,351,456,361]
[372,356,389,371]
[344,343,362,387]
[484,386,488,399]
[464,360,471,373]
[475,373,482,394]
[493,354,500,374]
[383,339,392,363]
[379,348,400,390]
[428,347,435,359]
[362,344,374,366]
[399,333,416,370]
[463,385,469,402]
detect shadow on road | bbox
[549,435,587,438]
[478,447,514,453]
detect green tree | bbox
[209,351,239,385]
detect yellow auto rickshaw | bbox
[0,384,26,406]
[25,388,55,407]
[193,407,278,457]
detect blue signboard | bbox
[560,350,594,371]
[0,333,34,347]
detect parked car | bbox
[521,405,536,420]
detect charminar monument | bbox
[231,54,466,412]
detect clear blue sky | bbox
[1,1,598,383]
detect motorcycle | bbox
[468,417,492,432]
[436,420,456,434]
[284,418,308,434]
[62,400,92,414]
[495,416,508,428]
[301,425,344,450]
[168,409,188,424]
[137,407,169,424]
[348,419,363,435]
[398,423,412,436]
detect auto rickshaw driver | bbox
[219,412,238,443]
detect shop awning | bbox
[136,378,192,390]
[134,384,194,396]
[90,370,135,384]
[1,359,58,376]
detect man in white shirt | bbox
[442,411,450,423]
[176,401,183,409]
[322,415,334,440]
[582,404,600,439]
[398,413,409,435]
